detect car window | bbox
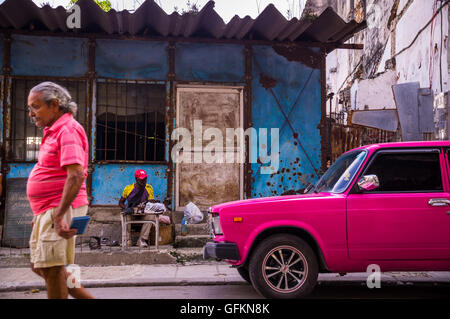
[363,151,443,192]
[447,149,450,173]
[312,150,366,194]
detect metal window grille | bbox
[8,78,87,162]
[95,80,166,162]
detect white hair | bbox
[30,81,77,116]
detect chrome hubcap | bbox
[262,245,308,293]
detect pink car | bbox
[203,141,450,298]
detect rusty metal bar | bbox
[144,85,148,161]
[153,110,157,161]
[84,54,94,198]
[244,45,252,199]
[134,81,137,160]
[2,30,364,52]
[23,80,28,160]
[320,48,327,173]
[114,80,118,160]
[95,160,168,165]
[125,81,128,160]
[167,41,175,209]
[1,32,12,227]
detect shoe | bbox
[138,238,148,248]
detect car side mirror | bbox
[357,174,380,192]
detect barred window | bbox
[9,79,87,162]
[95,81,166,162]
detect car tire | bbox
[249,234,318,299]
[237,266,251,284]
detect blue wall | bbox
[0,34,4,146]
[2,35,324,206]
[96,39,168,80]
[11,35,88,77]
[250,46,322,197]
[91,164,168,205]
[0,34,3,71]
[6,163,35,179]
[92,40,170,204]
[175,42,245,83]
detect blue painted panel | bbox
[0,36,3,145]
[96,39,168,79]
[0,76,3,145]
[11,35,88,77]
[0,34,4,72]
[7,163,35,179]
[175,43,245,82]
[91,164,168,205]
[250,46,322,198]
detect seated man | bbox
[118,169,156,248]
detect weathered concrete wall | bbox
[84,206,122,243]
[326,0,449,133]
[355,70,397,110]
[395,0,449,94]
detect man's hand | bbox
[54,215,77,239]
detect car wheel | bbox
[237,266,251,284]
[249,234,318,299]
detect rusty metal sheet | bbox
[178,161,240,209]
[350,109,399,132]
[250,45,321,198]
[418,88,434,134]
[0,0,366,49]
[393,82,434,141]
[175,86,243,209]
[177,88,241,148]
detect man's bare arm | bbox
[119,197,126,209]
[54,164,85,239]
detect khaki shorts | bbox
[29,205,88,269]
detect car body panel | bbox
[208,141,450,273]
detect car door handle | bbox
[428,198,450,207]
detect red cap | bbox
[134,169,147,180]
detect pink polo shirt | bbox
[27,113,89,216]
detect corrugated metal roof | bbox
[0,0,366,49]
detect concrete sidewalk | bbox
[0,261,449,293]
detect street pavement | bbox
[1,260,450,295]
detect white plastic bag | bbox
[159,215,171,224]
[184,202,203,224]
[144,202,167,214]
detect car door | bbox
[346,148,450,260]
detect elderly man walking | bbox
[26,82,94,299]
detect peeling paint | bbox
[3,34,326,207]
[273,45,322,69]
[259,73,277,89]
[91,164,168,205]
[251,45,322,198]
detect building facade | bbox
[0,0,364,246]
[323,0,449,139]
